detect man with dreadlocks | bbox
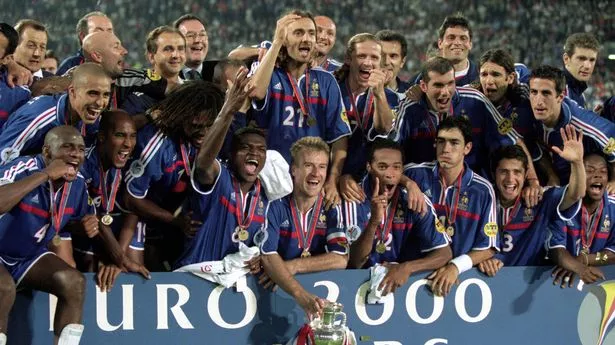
[123,80,225,269]
[249,10,351,210]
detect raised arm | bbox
[551,125,585,210]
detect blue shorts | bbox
[0,250,53,286]
[72,214,146,255]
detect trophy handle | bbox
[334,311,347,327]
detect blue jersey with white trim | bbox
[496,186,580,266]
[0,155,91,260]
[535,97,615,184]
[175,161,269,267]
[514,63,530,85]
[341,176,449,267]
[392,87,519,174]
[404,162,499,256]
[0,93,100,165]
[319,58,342,73]
[260,194,348,260]
[124,124,195,207]
[603,96,615,124]
[0,70,31,128]
[251,66,351,163]
[564,69,587,108]
[56,50,84,76]
[339,78,400,177]
[548,192,615,256]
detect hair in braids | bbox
[334,33,381,83]
[151,80,225,140]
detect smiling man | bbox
[249,10,351,210]
[0,126,97,345]
[13,19,52,80]
[313,15,341,72]
[0,63,111,165]
[174,14,210,81]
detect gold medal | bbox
[238,229,249,242]
[52,234,62,246]
[301,249,311,258]
[376,241,386,254]
[581,247,589,256]
[446,226,455,237]
[306,117,317,127]
[101,214,113,226]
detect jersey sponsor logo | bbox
[523,207,534,222]
[1,147,19,163]
[425,189,432,198]
[130,160,145,178]
[273,82,282,90]
[601,216,611,233]
[484,222,498,238]
[31,194,39,203]
[146,69,161,81]
[604,138,615,155]
[280,219,290,227]
[497,118,513,135]
[577,281,615,345]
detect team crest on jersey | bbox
[604,138,615,155]
[523,207,534,222]
[1,147,19,163]
[394,208,405,223]
[601,216,611,233]
[317,213,327,228]
[345,225,361,242]
[130,160,145,178]
[435,217,446,234]
[460,109,470,121]
[340,109,350,125]
[484,222,498,238]
[310,81,320,97]
[253,229,268,246]
[146,68,162,81]
[458,193,469,211]
[498,118,513,135]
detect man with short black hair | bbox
[375,30,411,94]
[174,14,217,81]
[562,32,600,108]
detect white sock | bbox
[57,324,84,345]
[0,333,6,345]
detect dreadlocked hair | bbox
[151,80,225,140]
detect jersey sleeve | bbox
[260,200,282,255]
[575,105,615,163]
[325,205,349,255]
[71,185,96,220]
[410,196,450,253]
[125,147,167,199]
[543,185,582,221]
[0,157,40,185]
[323,76,351,143]
[363,89,400,142]
[0,105,51,164]
[390,99,415,143]
[479,94,520,147]
[547,217,568,250]
[471,183,500,252]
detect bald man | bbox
[57,11,114,76]
[0,126,92,344]
[314,15,341,72]
[82,31,127,79]
[0,62,111,165]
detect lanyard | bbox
[290,194,324,251]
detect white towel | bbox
[367,264,389,304]
[259,150,293,201]
[174,243,260,289]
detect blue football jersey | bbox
[0,70,31,128]
[259,194,348,260]
[251,66,351,163]
[0,155,91,260]
[175,161,269,267]
[0,93,100,165]
[548,192,615,256]
[392,87,519,174]
[535,97,615,184]
[496,186,580,266]
[340,176,449,267]
[404,162,499,257]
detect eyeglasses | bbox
[184,32,208,40]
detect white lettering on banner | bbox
[156,284,194,329]
[354,282,394,325]
[406,279,444,324]
[454,279,492,323]
[207,285,257,329]
[314,280,340,302]
[48,294,58,331]
[425,339,448,345]
[96,285,134,331]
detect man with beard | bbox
[123,80,225,269]
[121,26,186,115]
[57,11,114,76]
[0,63,111,164]
[548,153,615,287]
[345,139,452,296]
[249,10,351,210]
[478,127,585,277]
[404,117,499,297]
[313,15,341,73]
[0,126,108,344]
